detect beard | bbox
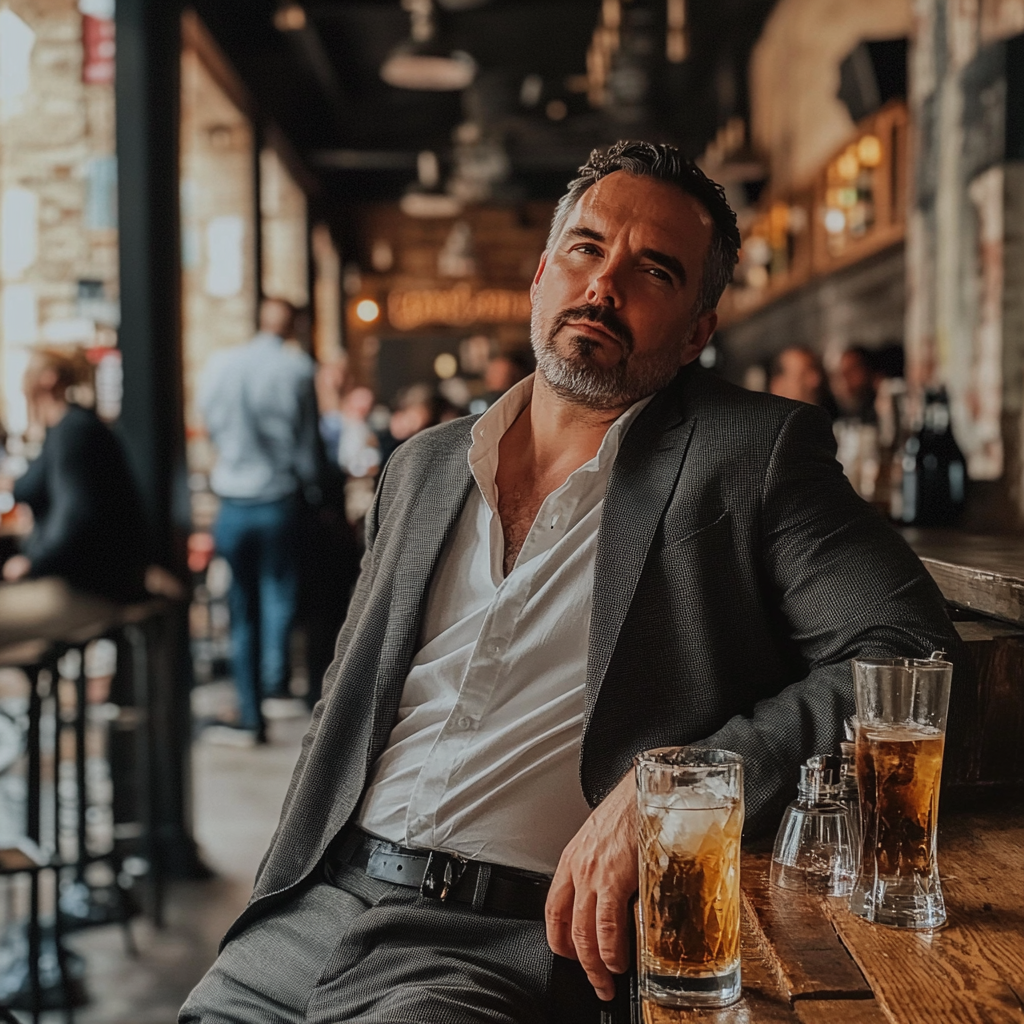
[531,297,689,410]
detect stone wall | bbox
[179,44,257,441]
[0,0,117,434]
[907,0,1024,528]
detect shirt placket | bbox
[404,483,582,848]
[404,559,533,847]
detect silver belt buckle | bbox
[420,850,467,901]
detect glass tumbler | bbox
[770,755,856,896]
[848,656,952,929]
[635,747,744,1009]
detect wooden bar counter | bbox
[643,796,1024,1024]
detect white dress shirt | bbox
[198,333,318,502]
[357,377,651,874]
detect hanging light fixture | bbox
[666,0,687,63]
[380,0,476,91]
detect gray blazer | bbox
[226,365,956,944]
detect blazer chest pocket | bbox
[659,510,731,554]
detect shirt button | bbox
[491,643,500,654]
[457,716,472,731]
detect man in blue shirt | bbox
[198,298,321,744]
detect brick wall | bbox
[180,43,257,450]
[0,0,117,434]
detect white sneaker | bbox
[261,697,308,720]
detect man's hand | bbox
[2,555,31,582]
[545,770,637,1001]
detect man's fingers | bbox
[544,872,578,961]
[595,890,630,975]
[571,891,616,1001]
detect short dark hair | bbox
[546,141,741,313]
[768,345,820,382]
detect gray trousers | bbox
[179,861,604,1024]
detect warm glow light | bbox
[273,3,306,31]
[857,134,883,168]
[356,299,380,323]
[434,352,458,379]
[836,151,860,181]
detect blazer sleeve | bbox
[695,403,960,836]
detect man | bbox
[768,345,831,410]
[833,345,877,422]
[199,298,322,745]
[182,143,955,1022]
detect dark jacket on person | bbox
[13,404,148,603]
[223,364,958,946]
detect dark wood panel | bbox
[741,853,872,1002]
[945,620,1024,787]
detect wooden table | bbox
[644,797,1024,1024]
[902,529,1024,628]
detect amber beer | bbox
[849,657,952,929]
[635,748,744,1009]
[855,725,944,878]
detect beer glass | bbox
[848,656,952,929]
[635,747,744,1009]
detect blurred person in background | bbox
[198,297,322,745]
[832,345,877,422]
[768,345,838,419]
[316,358,348,462]
[336,386,381,479]
[377,384,457,466]
[478,350,535,409]
[0,347,148,604]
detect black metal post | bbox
[115,0,203,878]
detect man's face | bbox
[530,172,717,410]
[772,349,822,405]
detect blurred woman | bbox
[0,347,148,603]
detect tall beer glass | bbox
[849,656,952,929]
[635,747,744,1009]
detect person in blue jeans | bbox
[199,299,323,744]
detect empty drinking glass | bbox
[770,755,856,896]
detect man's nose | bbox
[585,265,624,308]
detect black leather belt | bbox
[323,828,552,921]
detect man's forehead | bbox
[565,172,713,246]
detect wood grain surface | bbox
[902,529,1024,626]
[641,799,1024,1024]
[741,853,872,1001]
[824,798,1024,1024]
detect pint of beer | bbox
[848,656,952,929]
[635,747,744,1009]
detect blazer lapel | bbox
[371,433,474,747]
[585,370,698,724]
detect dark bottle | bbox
[894,387,966,527]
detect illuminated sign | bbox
[387,283,531,331]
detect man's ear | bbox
[679,310,718,367]
[529,252,548,302]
